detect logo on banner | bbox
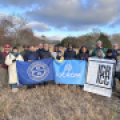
[27,61,49,81]
[56,64,81,77]
[96,64,111,85]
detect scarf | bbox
[11,51,19,57]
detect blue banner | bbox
[16,58,54,86]
[53,60,87,85]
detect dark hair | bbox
[12,46,18,51]
[79,45,89,53]
[29,44,35,48]
[107,49,112,54]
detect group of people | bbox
[0,40,120,92]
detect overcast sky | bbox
[0,0,120,40]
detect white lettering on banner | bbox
[84,58,116,97]
[27,61,49,81]
[56,64,81,77]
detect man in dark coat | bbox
[40,44,51,59]
[24,45,39,62]
[64,43,76,60]
[36,43,44,59]
[24,45,39,89]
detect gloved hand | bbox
[12,59,16,63]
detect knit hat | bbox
[4,44,11,48]
[107,49,112,54]
[23,44,29,48]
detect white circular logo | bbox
[27,61,49,81]
[64,64,72,72]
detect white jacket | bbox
[5,53,24,84]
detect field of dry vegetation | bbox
[0,66,120,120]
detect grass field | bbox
[0,67,120,120]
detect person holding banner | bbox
[56,51,64,61]
[94,50,104,59]
[91,40,107,57]
[2,44,11,88]
[76,45,89,61]
[112,43,119,59]
[24,45,39,89]
[39,44,51,60]
[104,49,116,91]
[64,43,76,60]
[5,47,24,92]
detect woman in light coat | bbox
[5,47,24,92]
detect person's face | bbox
[97,42,102,48]
[58,52,61,56]
[97,51,101,57]
[13,49,18,53]
[30,46,35,52]
[39,44,43,49]
[108,52,112,56]
[68,44,72,49]
[113,44,118,50]
[44,45,48,50]
[82,47,87,53]
[24,46,29,51]
[4,45,10,52]
[55,47,58,52]
[117,51,120,56]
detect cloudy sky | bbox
[0,0,120,40]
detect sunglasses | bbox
[5,47,10,48]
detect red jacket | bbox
[2,51,9,69]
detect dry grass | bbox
[1,67,120,120]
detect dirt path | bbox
[0,68,120,120]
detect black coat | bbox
[64,48,76,60]
[76,46,89,60]
[36,48,44,58]
[24,51,39,61]
[40,49,51,59]
[0,51,4,64]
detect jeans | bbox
[11,84,17,89]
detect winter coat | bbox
[0,51,4,64]
[36,48,44,59]
[39,49,51,60]
[20,50,29,58]
[24,51,39,61]
[64,48,76,60]
[91,47,107,57]
[104,55,116,60]
[2,51,9,69]
[5,53,24,84]
[76,46,89,61]
[55,56,64,62]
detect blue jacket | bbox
[24,51,39,61]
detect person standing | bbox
[0,51,4,64]
[39,44,51,59]
[20,44,29,58]
[52,45,59,59]
[24,45,39,89]
[5,47,24,92]
[36,43,44,59]
[91,40,107,57]
[94,50,104,59]
[76,45,89,61]
[112,43,119,59]
[104,49,116,91]
[64,43,76,60]
[2,44,11,88]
